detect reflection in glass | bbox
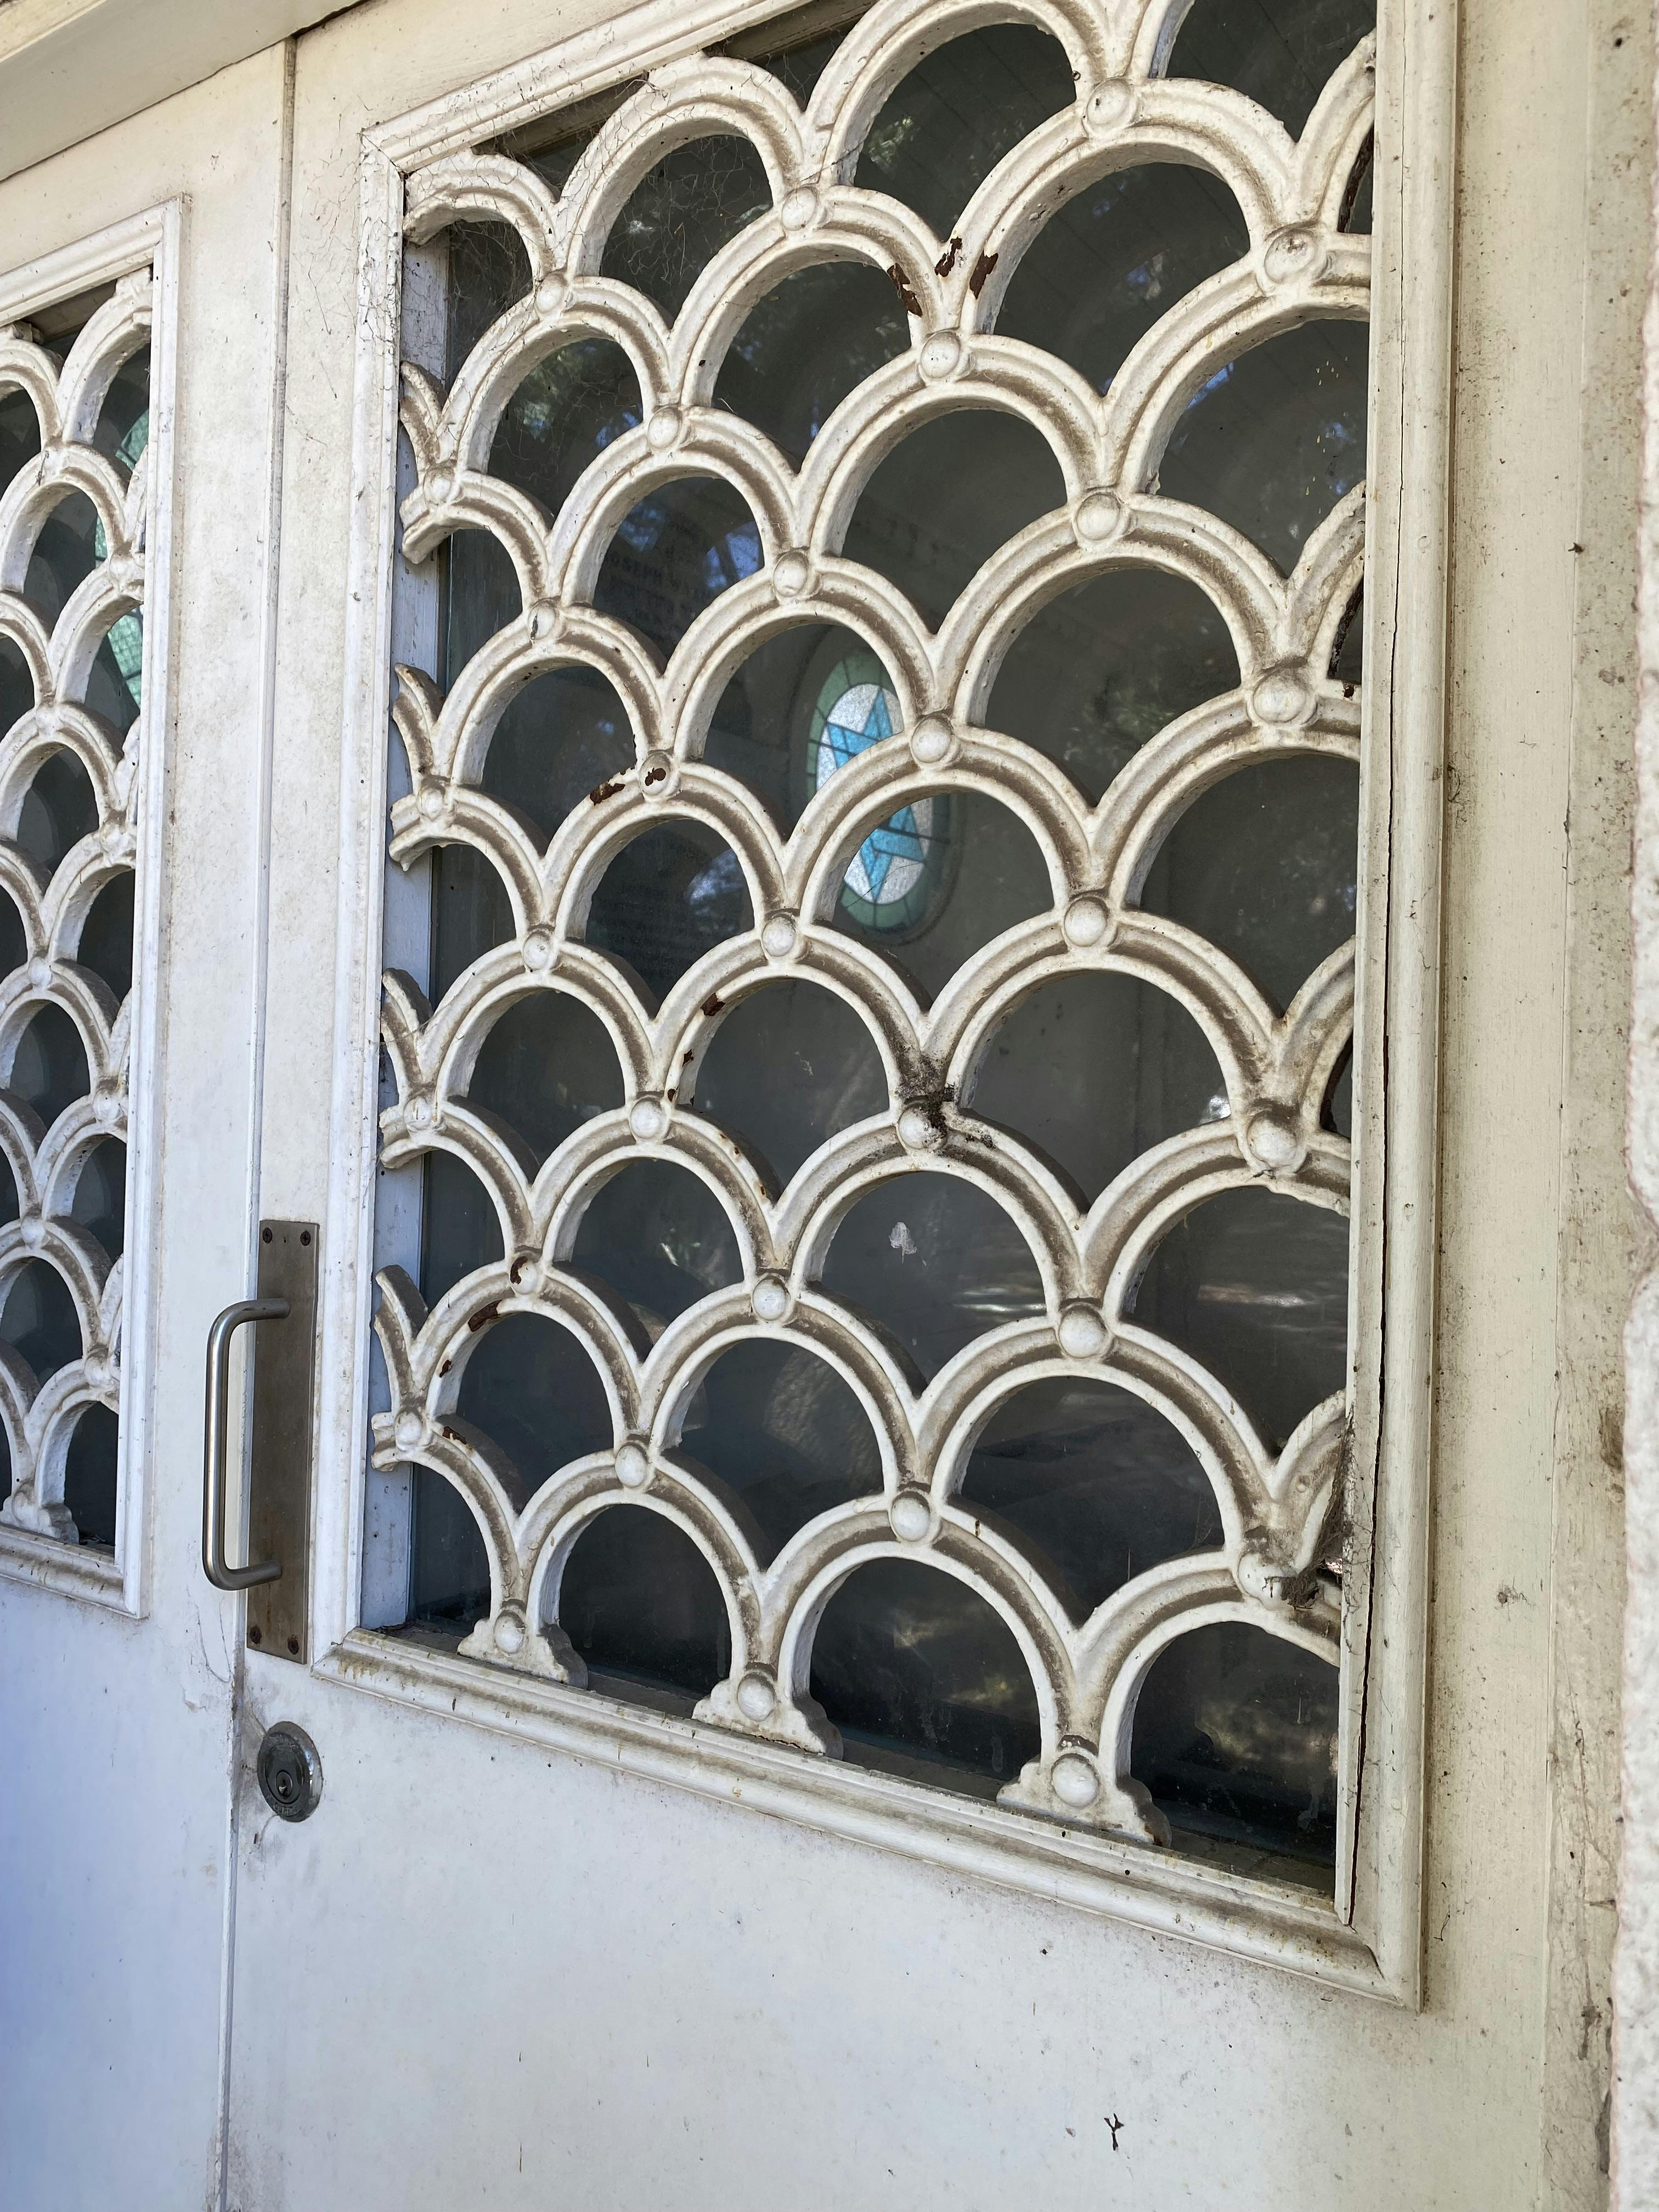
[15,752,97,871]
[1167,0,1376,139]
[584,820,753,1002]
[1,1257,81,1375]
[998,165,1249,392]
[91,608,143,735]
[695,981,887,1186]
[456,1312,611,1506]
[962,1377,1223,1618]
[1159,321,1369,573]
[0,637,32,734]
[820,1172,1045,1379]
[1324,1042,1353,1139]
[479,665,635,845]
[490,339,640,517]
[12,1005,89,1125]
[1330,584,1363,688]
[465,991,623,1167]
[680,1339,881,1562]
[811,1560,1041,1785]
[560,1507,732,1695]
[708,635,1053,1001]
[444,221,530,379]
[71,1139,126,1261]
[1131,1620,1338,1872]
[0,379,43,505]
[855,27,1075,240]
[26,490,101,620]
[716,263,909,465]
[437,228,533,716]
[429,845,515,1003]
[1131,1186,1349,1449]
[63,1403,119,1550]
[571,1160,741,1331]
[1341,132,1374,234]
[832,788,1048,1005]
[986,567,1240,800]
[94,345,151,475]
[420,1149,505,1308]
[811,652,946,935]
[91,380,148,730]
[730,22,849,104]
[969,973,1225,1201]
[594,477,762,662]
[408,1467,491,1629]
[601,137,771,323]
[1138,755,1359,1012]
[704,622,893,831]
[79,873,134,1002]
[443,528,521,697]
[842,411,1065,629]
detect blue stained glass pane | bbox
[809,673,944,928]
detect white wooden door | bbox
[0,46,298,2211]
[190,0,1643,2205]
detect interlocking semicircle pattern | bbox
[376,0,1369,1843]
[0,279,148,1545]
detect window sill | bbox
[320,1626,1395,1999]
[0,1522,131,1612]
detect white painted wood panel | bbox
[0,47,291,2209]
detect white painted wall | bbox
[0,0,338,184]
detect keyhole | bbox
[256,1723,321,1822]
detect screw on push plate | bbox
[256,1723,323,1822]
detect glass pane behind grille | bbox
[375,0,1370,1879]
[0,295,148,1553]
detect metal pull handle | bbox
[202,1298,290,1590]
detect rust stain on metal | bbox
[589,777,625,804]
[702,992,723,1017]
[935,235,963,278]
[467,1301,500,1331]
[887,263,923,318]
[969,250,998,296]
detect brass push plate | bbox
[245,1221,318,1664]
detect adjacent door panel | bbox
[0,48,291,2211]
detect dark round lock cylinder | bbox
[256,1723,323,1822]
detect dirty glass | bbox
[379,0,1368,1879]
[0,303,147,1553]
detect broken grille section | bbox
[0,278,149,1554]
[373,0,1373,1866]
